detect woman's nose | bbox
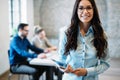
[83,9,89,14]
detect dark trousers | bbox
[54,67,64,80]
[10,62,53,80]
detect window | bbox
[9,0,27,37]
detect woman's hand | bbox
[37,53,47,59]
[72,68,87,76]
[64,65,74,73]
[58,64,73,73]
[44,48,51,53]
[59,65,87,76]
[51,46,57,50]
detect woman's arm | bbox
[58,27,68,66]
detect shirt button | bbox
[74,63,77,65]
[83,42,85,44]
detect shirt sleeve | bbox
[58,27,68,65]
[86,48,110,76]
[27,39,44,53]
[32,36,42,49]
[11,38,38,58]
[44,37,53,47]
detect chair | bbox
[8,50,31,80]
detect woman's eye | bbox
[78,7,84,10]
[78,6,93,10]
[86,6,93,10]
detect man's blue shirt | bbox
[9,34,44,66]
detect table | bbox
[29,51,59,66]
[29,51,63,80]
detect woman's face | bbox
[38,30,46,38]
[77,0,93,24]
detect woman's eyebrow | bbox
[78,4,92,7]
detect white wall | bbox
[0,0,34,75]
[27,0,34,40]
[34,0,43,25]
[0,0,10,75]
[38,0,75,38]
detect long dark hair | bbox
[64,0,108,59]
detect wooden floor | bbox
[0,58,120,80]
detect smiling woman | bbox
[77,0,93,24]
[58,0,110,80]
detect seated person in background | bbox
[32,25,63,80]
[9,23,54,80]
[32,25,57,52]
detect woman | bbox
[58,0,110,80]
[32,25,57,51]
[32,25,63,80]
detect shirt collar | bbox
[78,25,94,36]
[86,26,94,35]
[16,34,26,40]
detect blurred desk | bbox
[29,51,59,66]
[29,51,63,80]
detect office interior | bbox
[0,0,120,80]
